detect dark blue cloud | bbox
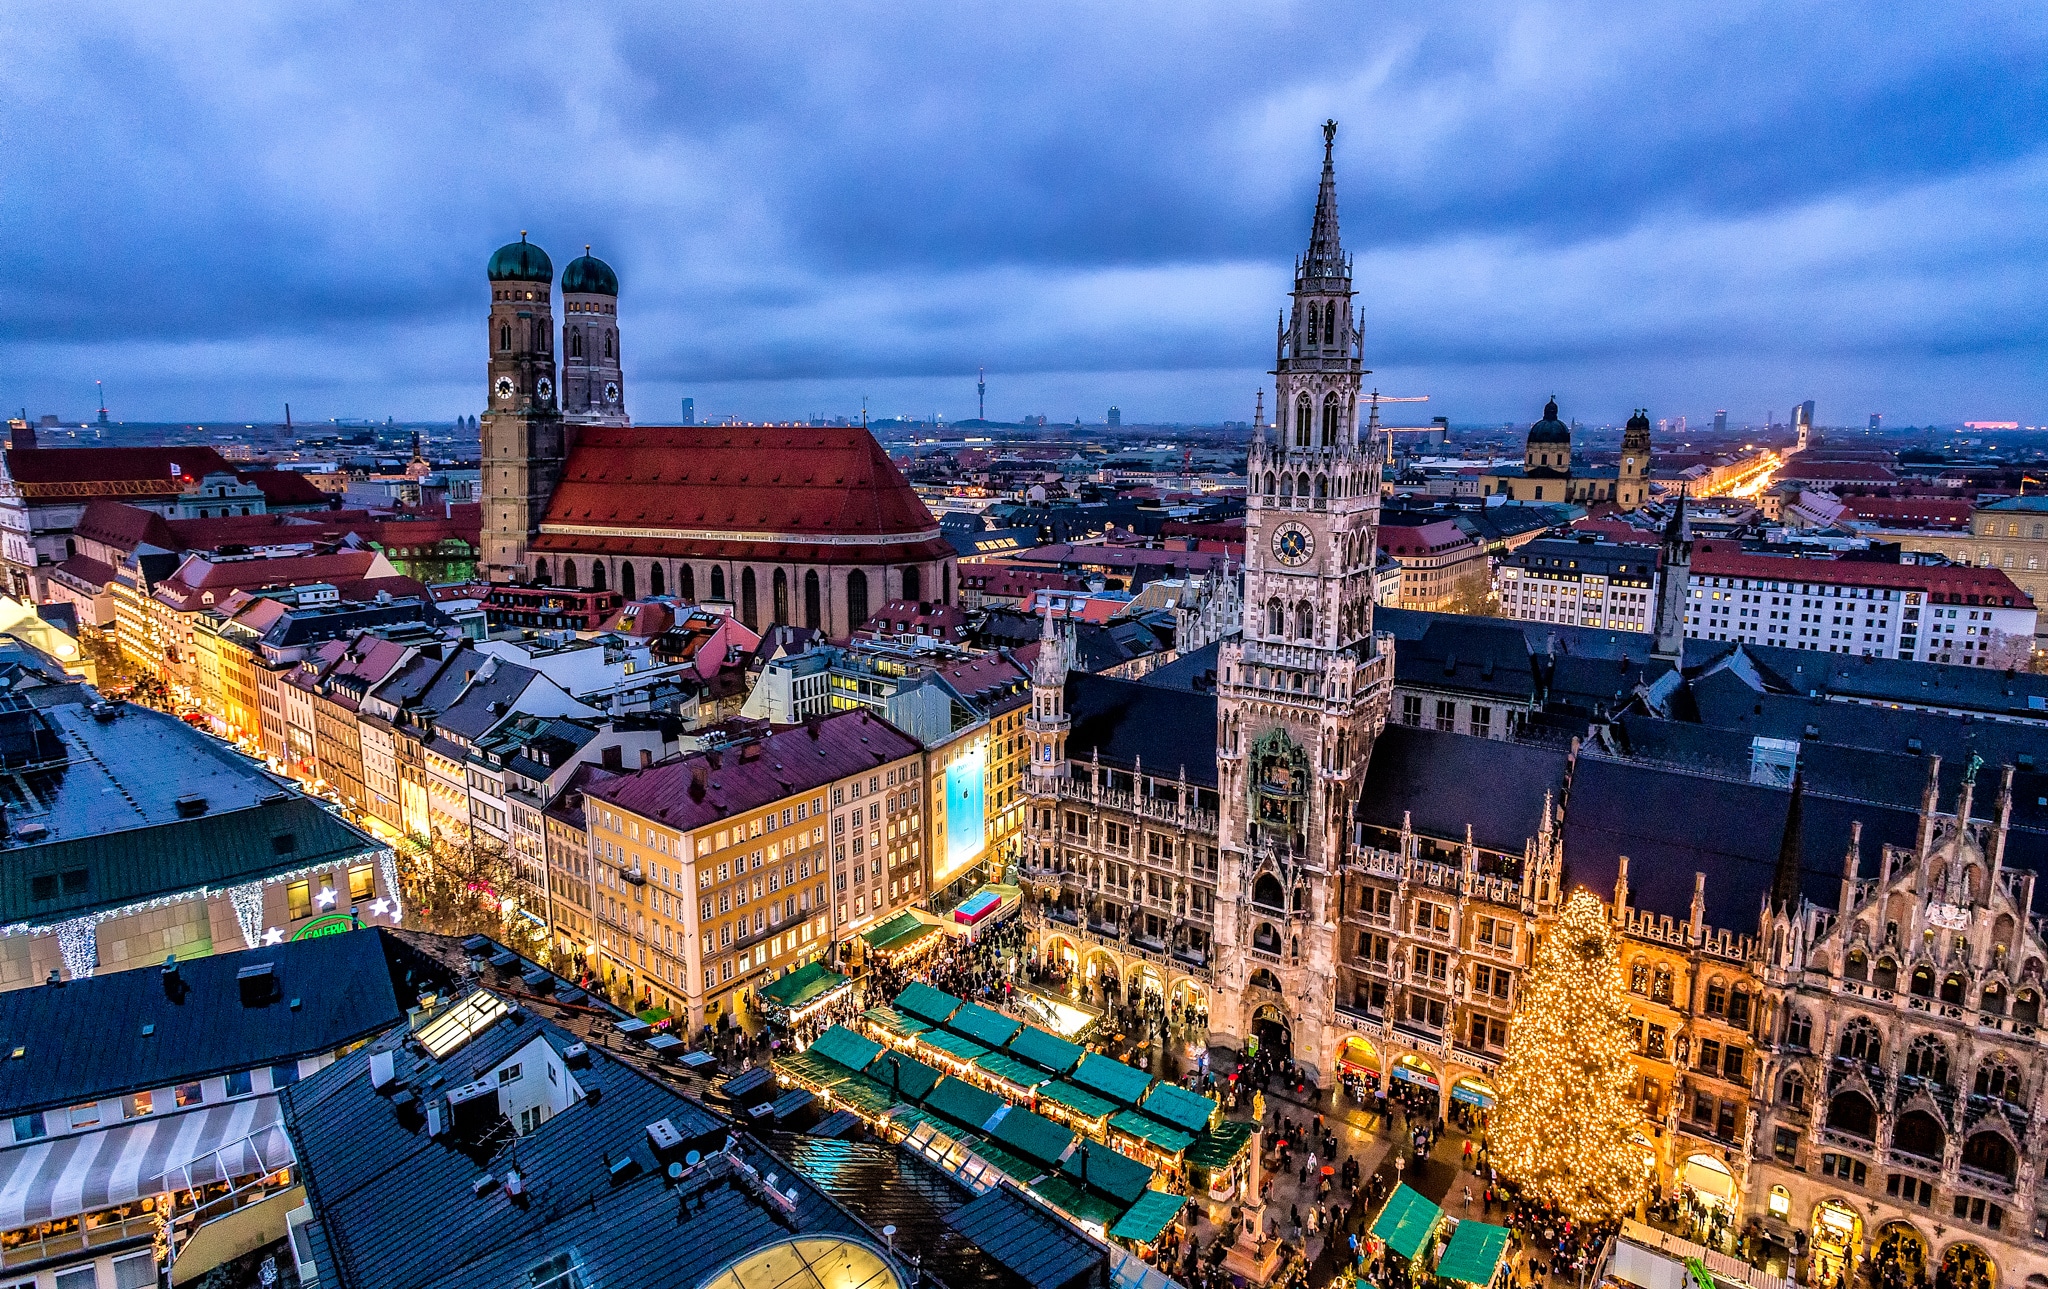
[1,2,2044,425]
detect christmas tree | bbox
[1490,889,1651,1223]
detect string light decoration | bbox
[228,882,266,949]
[1489,889,1650,1223]
[377,847,404,924]
[53,916,100,979]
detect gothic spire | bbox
[1301,119,1347,282]
[1771,772,1806,912]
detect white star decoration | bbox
[261,928,285,946]
[370,898,392,917]
[315,887,337,908]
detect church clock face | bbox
[535,376,554,403]
[493,376,514,401]
[1272,521,1314,567]
[603,381,620,403]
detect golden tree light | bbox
[1489,889,1651,1223]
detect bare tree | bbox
[398,828,550,960]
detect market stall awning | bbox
[1110,1190,1190,1244]
[1031,1174,1128,1230]
[1058,1140,1154,1206]
[1438,1220,1511,1286]
[950,1003,1024,1049]
[1183,1119,1256,1171]
[973,1049,1052,1092]
[1070,1053,1155,1107]
[1139,1083,1218,1135]
[870,1050,944,1103]
[0,1096,293,1228]
[827,1072,900,1118]
[864,909,949,955]
[774,1049,854,1089]
[952,884,1021,926]
[894,981,964,1027]
[758,961,849,1012]
[988,1104,1078,1169]
[808,1024,883,1073]
[925,1077,1005,1134]
[1108,1110,1194,1156]
[1371,1184,1443,1262]
[862,1006,931,1040]
[1008,1025,1086,1076]
[1038,1080,1119,1122]
[919,1028,992,1066]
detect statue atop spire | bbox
[1301,120,1348,284]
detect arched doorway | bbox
[1082,950,1121,1007]
[1450,1075,1497,1112]
[1938,1244,1995,1289]
[1391,1054,1441,1118]
[1810,1200,1863,1289]
[1680,1153,1735,1209]
[1872,1223,1927,1289]
[1337,1036,1380,1103]
[1250,1003,1291,1063]
[1127,962,1163,1008]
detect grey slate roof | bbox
[283,1003,879,1289]
[0,927,448,1116]
[1064,673,1218,787]
[1355,724,1568,856]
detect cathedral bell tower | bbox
[561,248,627,427]
[481,234,569,583]
[1213,121,1395,1081]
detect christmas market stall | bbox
[861,908,951,967]
[1435,1219,1512,1289]
[1109,1189,1190,1255]
[755,961,851,1025]
[1368,1184,1443,1277]
[1182,1118,1257,1204]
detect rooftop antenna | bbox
[861,397,868,432]
[977,367,986,422]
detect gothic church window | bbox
[620,562,636,600]
[710,566,725,600]
[1941,972,1968,1004]
[902,565,921,602]
[606,331,614,358]
[1630,960,1649,994]
[1778,1069,1806,1109]
[591,563,607,592]
[847,570,869,629]
[1837,1016,1881,1064]
[1651,964,1672,1003]
[1321,396,1339,447]
[1266,599,1283,637]
[571,332,583,358]
[1903,1034,1949,1084]
[1294,600,1313,640]
[499,324,511,351]
[1296,396,1312,447]
[773,569,789,624]
[742,568,758,630]
[649,563,665,597]
[805,570,822,628]
[1975,1055,2023,1103]
[561,559,578,588]
[1785,1009,1812,1049]
[1910,964,1935,997]
[680,565,696,600]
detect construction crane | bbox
[1363,390,1429,463]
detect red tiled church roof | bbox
[3,446,234,492]
[539,426,945,556]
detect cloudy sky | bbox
[3,2,2044,428]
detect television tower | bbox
[977,367,985,422]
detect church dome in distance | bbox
[1527,398,1571,444]
[488,234,553,283]
[561,250,618,296]
[1625,409,1650,436]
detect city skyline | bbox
[3,4,2045,425]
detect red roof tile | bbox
[541,425,941,546]
[1691,542,2035,607]
[2,446,234,493]
[243,471,332,506]
[74,499,179,553]
[585,709,921,829]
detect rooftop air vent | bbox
[370,1049,398,1091]
[237,962,278,1007]
[174,794,208,818]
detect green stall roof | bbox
[894,981,964,1026]
[1140,1083,1218,1135]
[1030,1175,1127,1230]
[972,1139,1049,1186]
[925,1077,1005,1133]
[950,1003,1025,1049]
[1059,1140,1154,1206]
[758,961,849,1010]
[862,1006,931,1039]
[973,1049,1052,1092]
[866,909,943,953]
[919,1028,992,1065]
[774,1049,852,1089]
[1109,1110,1194,1156]
[829,1072,899,1118]
[1109,1190,1189,1244]
[1008,1025,1086,1075]
[1437,1220,1511,1286]
[988,1104,1078,1168]
[1370,1184,1442,1262]
[1070,1053,1155,1107]
[1039,1080,1119,1122]
[808,1024,883,1072]
[870,1050,944,1103]
[1183,1119,1256,1171]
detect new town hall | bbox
[1018,124,2048,1289]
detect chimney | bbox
[639,748,653,769]
[601,745,623,771]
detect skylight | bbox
[416,989,510,1059]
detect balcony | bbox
[1957,1165,2018,1198]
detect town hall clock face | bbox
[1272,521,1314,567]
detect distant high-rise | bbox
[1714,409,1727,434]
[1107,406,1121,427]
[977,367,986,421]
[1870,413,1883,431]
[1793,400,1815,452]
[680,397,695,425]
